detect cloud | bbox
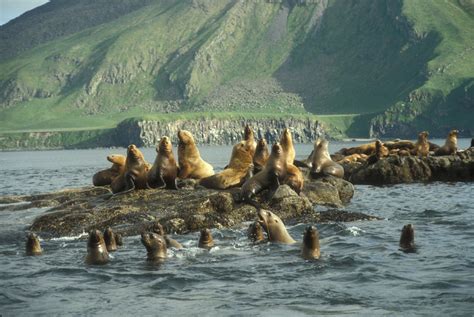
[0,0,49,25]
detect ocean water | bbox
[0,140,473,316]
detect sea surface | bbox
[0,139,473,316]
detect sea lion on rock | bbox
[338,153,368,164]
[92,154,126,186]
[85,230,109,265]
[367,140,389,165]
[247,221,265,243]
[240,143,287,202]
[103,227,118,252]
[199,141,253,190]
[177,130,214,179]
[384,140,415,151]
[152,222,183,249]
[198,229,215,249]
[280,128,296,165]
[26,233,42,256]
[434,129,459,156]
[310,139,344,179]
[243,125,257,157]
[337,142,376,156]
[257,209,295,244]
[413,131,430,157]
[279,128,304,193]
[147,136,179,190]
[253,138,269,173]
[301,226,320,260]
[399,224,416,252]
[111,144,150,194]
[141,232,168,262]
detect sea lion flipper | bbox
[113,173,136,195]
[293,159,309,168]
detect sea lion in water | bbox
[111,144,150,194]
[413,131,430,157]
[367,140,389,165]
[399,224,416,252]
[147,136,179,190]
[85,230,109,265]
[26,233,42,256]
[310,139,344,179]
[434,129,459,156]
[177,130,214,179]
[198,229,215,249]
[240,143,287,202]
[247,221,265,243]
[257,209,295,244]
[141,232,168,261]
[152,222,183,249]
[199,141,253,190]
[92,154,126,186]
[243,125,257,157]
[253,138,269,173]
[115,233,123,246]
[103,227,118,252]
[301,226,320,260]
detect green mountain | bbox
[0,0,473,138]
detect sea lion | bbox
[199,141,253,190]
[310,139,344,179]
[240,142,287,202]
[243,125,257,157]
[253,138,269,173]
[399,224,416,252]
[257,209,295,244]
[337,142,376,156]
[367,140,389,165]
[147,136,179,190]
[247,221,265,243]
[141,232,168,261]
[285,163,304,194]
[471,138,474,148]
[434,129,459,156]
[26,233,42,256]
[92,154,126,186]
[384,140,415,151]
[115,233,123,246]
[338,153,368,164]
[152,222,183,249]
[111,144,150,194]
[301,225,320,260]
[413,131,430,157]
[177,130,214,179]
[280,128,296,165]
[85,230,109,265]
[198,229,215,249]
[103,227,118,252]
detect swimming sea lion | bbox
[152,222,183,249]
[253,138,269,173]
[413,131,430,157]
[240,143,287,202]
[434,129,459,156]
[199,141,253,190]
[310,139,344,178]
[301,225,320,260]
[141,232,168,261]
[26,233,42,256]
[399,224,416,252]
[147,136,179,190]
[257,209,295,244]
[243,125,257,157]
[92,154,126,186]
[115,233,123,246]
[85,230,109,265]
[111,144,150,194]
[247,221,265,243]
[103,227,118,252]
[177,130,214,179]
[198,229,215,249]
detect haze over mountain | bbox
[0,0,473,138]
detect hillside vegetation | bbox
[0,0,473,138]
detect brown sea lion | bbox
[147,136,179,190]
[280,128,296,165]
[301,225,320,260]
[85,230,109,265]
[243,125,257,157]
[240,143,287,202]
[247,221,265,243]
[337,142,376,156]
[151,222,183,249]
[253,138,269,173]
[257,209,295,244]
[199,141,253,190]
[92,154,126,186]
[111,144,150,194]
[285,164,304,194]
[103,227,118,252]
[310,139,344,178]
[434,129,459,156]
[399,224,416,252]
[413,131,430,157]
[471,138,474,148]
[141,232,168,261]
[115,233,123,246]
[367,140,389,165]
[338,153,368,164]
[177,130,214,179]
[26,233,42,256]
[198,229,215,249]
[384,140,415,151]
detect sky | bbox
[0,0,49,25]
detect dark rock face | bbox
[344,148,474,185]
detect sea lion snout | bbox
[88,230,103,246]
[26,232,42,256]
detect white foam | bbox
[347,226,365,236]
[50,231,88,241]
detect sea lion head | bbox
[115,233,123,246]
[26,232,42,256]
[315,139,329,152]
[450,129,459,137]
[230,141,253,165]
[257,209,282,239]
[271,142,283,156]
[178,130,194,146]
[399,224,415,251]
[198,228,215,249]
[107,154,126,165]
[141,232,167,261]
[127,144,145,162]
[152,222,165,236]
[281,128,292,142]
[158,136,172,154]
[103,227,117,252]
[88,229,106,248]
[303,225,320,251]
[256,138,267,150]
[247,221,265,242]
[244,125,254,140]
[86,230,109,265]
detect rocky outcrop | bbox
[344,148,474,185]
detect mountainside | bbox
[0,0,473,140]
